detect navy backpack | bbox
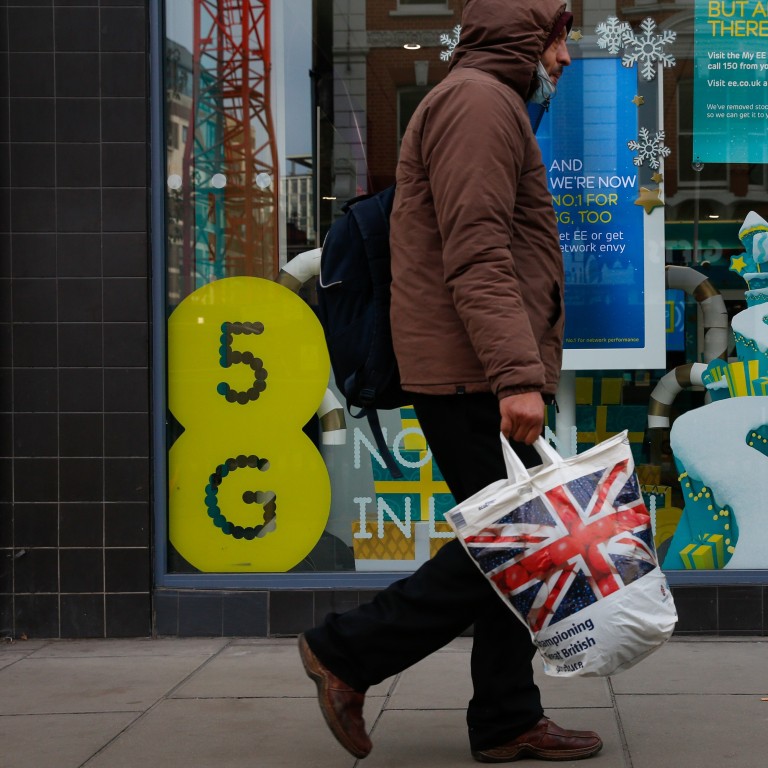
[317,185,407,477]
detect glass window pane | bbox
[161,1,768,580]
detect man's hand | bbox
[499,392,545,445]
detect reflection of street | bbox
[564,264,646,350]
[566,257,639,289]
[558,224,640,286]
[164,0,279,301]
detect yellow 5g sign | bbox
[168,277,331,572]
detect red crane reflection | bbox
[182,0,279,294]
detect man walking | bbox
[300,1,602,762]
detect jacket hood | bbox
[449,0,568,99]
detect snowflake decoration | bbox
[596,17,631,55]
[628,128,671,170]
[440,24,461,61]
[622,17,676,81]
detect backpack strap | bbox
[345,186,399,409]
[363,408,404,480]
[346,186,403,479]
[348,194,393,296]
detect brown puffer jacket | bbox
[390,0,566,400]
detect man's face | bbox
[541,28,571,86]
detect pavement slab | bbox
[0,712,138,768]
[366,707,623,768]
[0,652,30,671]
[387,649,472,710]
[616,693,768,768]
[0,653,219,715]
[0,636,765,767]
[388,643,613,711]
[534,666,614,709]
[611,638,768,695]
[84,697,380,768]
[173,640,394,699]
[26,638,229,659]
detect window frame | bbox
[149,0,768,590]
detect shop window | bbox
[157,0,768,585]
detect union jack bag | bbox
[445,432,677,677]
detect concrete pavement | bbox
[1,635,767,768]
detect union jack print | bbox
[464,459,656,633]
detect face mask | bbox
[529,61,556,107]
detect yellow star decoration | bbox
[634,187,664,215]
[651,172,664,184]
[730,255,747,274]
[570,29,583,42]
[632,95,645,107]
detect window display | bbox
[161,1,768,579]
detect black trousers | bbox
[305,392,544,751]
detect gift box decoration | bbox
[358,408,457,566]
[679,542,713,569]
[640,484,681,552]
[371,449,455,522]
[642,484,672,512]
[679,533,725,570]
[600,377,623,405]
[637,465,661,486]
[702,360,732,401]
[703,358,767,399]
[575,376,594,405]
[352,520,446,571]
[729,359,764,395]
[351,520,415,560]
[703,533,725,568]
[429,522,455,558]
[653,505,683,552]
[575,405,646,463]
[399,406,427,451]
[661,458,739,571]
[574,376,623,406]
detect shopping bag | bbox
[445,431,677,677]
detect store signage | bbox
[693,0,768,163]
[167,277,332,572]
[536,57,666,370]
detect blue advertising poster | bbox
[537,57,666,370]
[693,0,768,164]
[537,57,665,370]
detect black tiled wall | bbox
[0,1,152,639]
[153,585,768,638]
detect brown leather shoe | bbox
[298,634,372,759]
[471,717,602,762]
